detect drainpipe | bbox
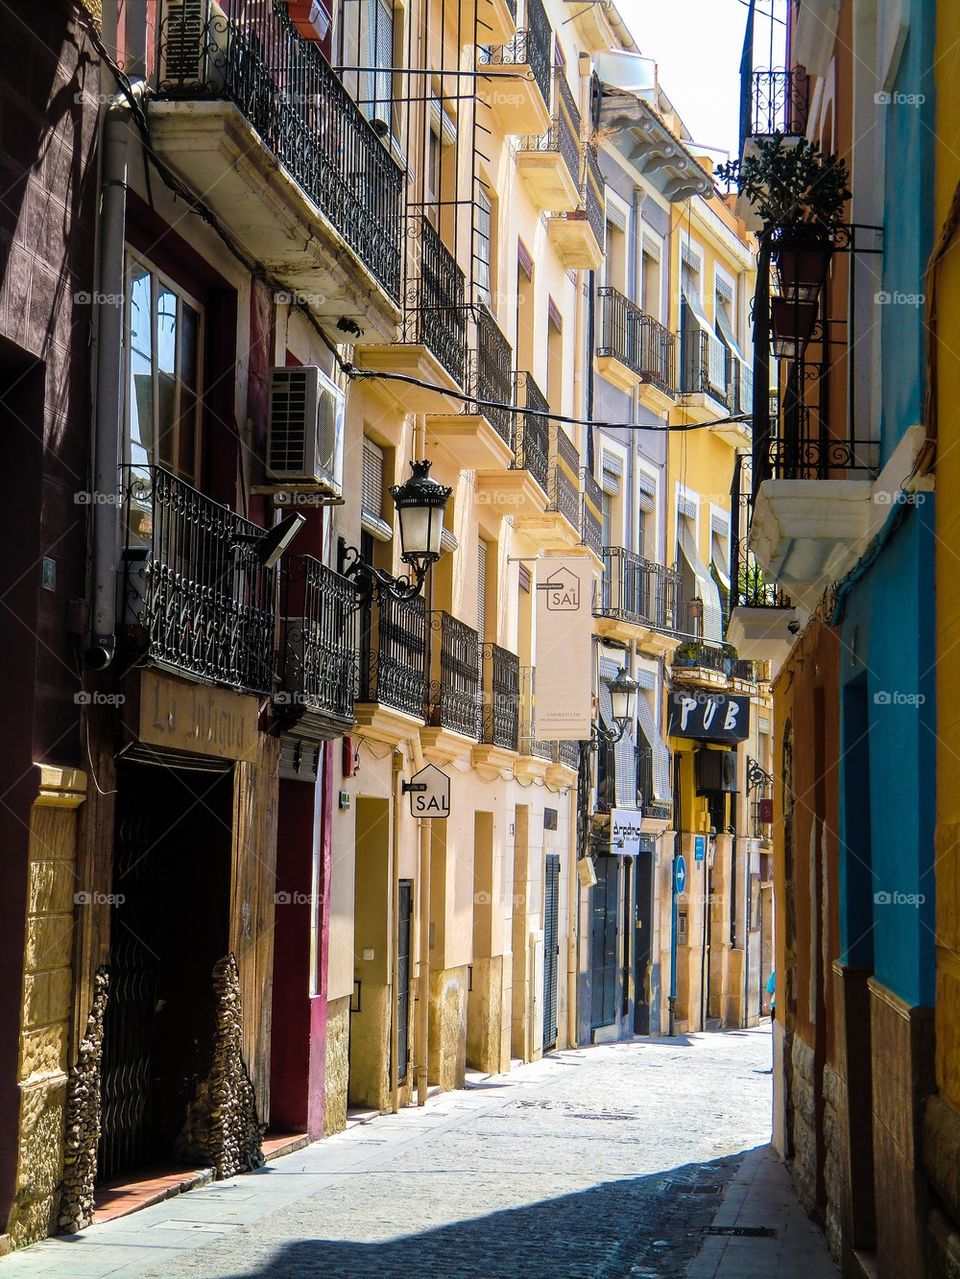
[87,87,145,669]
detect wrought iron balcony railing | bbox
[481,643,520,751]
[547,426,580,531]
[680,322,731,406]
[638,747,673,823]
[479,0,552,110]
[280,556,357,725]
[552,740,580,770]
[519,664,552,760]
[583,145,605,250]
[596,287,677,396]
[518,68,580,189]
[748,69,809,139]
[405,216,468,385]
[120,466,276,694]
[580,469,603,557]
[358,591,427,720]
[155,0,404,301]
[427,612,481,739]
[468,304,514,443]
[512,372,550,493]
[595,548,681,634]
[672,641,734,678]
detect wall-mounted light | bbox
[591,667,639,746]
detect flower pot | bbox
[774,235,832,301]
[287,0,331,42]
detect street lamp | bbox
[339,459,452,603]
[593,667,639,745]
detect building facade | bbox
[1,0,772,1254]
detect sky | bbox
[617,0,787,168]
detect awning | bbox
[635,691,672,802]
[678,519,724,641]
[637,473,656,514]
[715,301,747,363]
[711,530,731,593]
[682,279,728,394]
[599,656,637,810]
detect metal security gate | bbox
[590,856,619,1030]
[396,880,413,1081]
[542,855,560,1050]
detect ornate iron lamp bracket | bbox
[337,540,427,609]
[746,755,774,794]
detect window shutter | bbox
[477,539,487,640]
[361,438,392,541]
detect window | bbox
[475,185,493,307]
[546,301,563,413]
[606,217,627,293]
[126,256,202,484]
[365,0,395,133]
[641,238,661,320]
[361,436,392,541]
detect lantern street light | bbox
[592,667,640,746]
[339,459,452,604]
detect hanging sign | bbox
[610,808,643,856]
[666,691,751,743]
[404,764,451,819]
[534,558,594,741]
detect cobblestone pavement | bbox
[3,1027,793,1279]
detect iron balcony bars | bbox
[519,664,551,760]
[428,612,481,739]
[120,465,276,694]
[638,746,672,823]
[468,304,514,443]
[281,555,358,723]
[547,426,580,531]
[512,371,550,492]
[595,547,681,634]
[596,287,677,396]
[583,144,605,251]
[518,67,581,190]
[358,590,427,719]
[580,469,603,557]
[479,0,552,109]
[746,69,810,141]
[405,216,468,386]
[729,453,791,613]
[480,642,520,751]
[680,320,741,408]
[155,0,404,302]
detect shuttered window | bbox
[361,438,392,541]
[599,656,637,809]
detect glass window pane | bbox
[156,286,177,376]
[128,266,152,358]
[178,388,197,480]
[179,303,199,389]
[129,350,154,463]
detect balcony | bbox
[671,640,736,689]
[517,665,552,782]
[548,146,605,269]
[119,466,275,695]
[355,592,427,745]
[278,556,357,739]
[474,643,520,769]
[580,469,603,560]
[151,0,403,344]
[516,72,581,213]
[478,0,552,136]
[356,216,467,411]
[464,0,518,44]
[594,548,681,654]
[740,69,809,160]
[595,287,677,410]
[428,305,514,471]
[478,371,550,515]
[638,747,673,830]
[423,613,481,761]
[726,454,799,668]
[547,738,580,788]
[679,323,751,443]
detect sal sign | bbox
[534,558,593,741]
[405,763,451,819]
[667,691,751,743]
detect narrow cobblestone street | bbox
[0,1027,835,1279]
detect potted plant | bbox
[720,136,850,298]
[674,641,700,667]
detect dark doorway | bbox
[634,849,654,1034]
[98,760,233,1183]
[620,857,633,1021]
[396,879,412,1082]
[542,855,560,1050]
[590,856,619,1031]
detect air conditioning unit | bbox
[158,0,230,91]
[267,366,344,493]
[696,747,738,794]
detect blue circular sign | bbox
[674,854,687,896]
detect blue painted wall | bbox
[838,0,937,1009]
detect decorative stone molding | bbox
[58,967,109,1234]
[176,955,265,1178]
